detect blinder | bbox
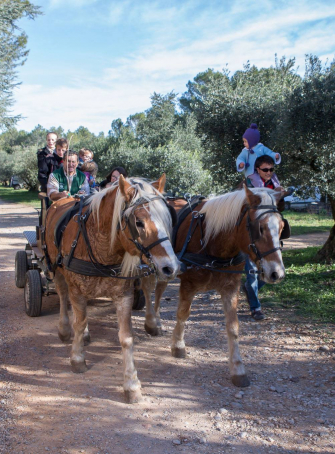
[167,204,177,228]
[249,220,261,242]
[127,213,140,240]
[280,218,291,240]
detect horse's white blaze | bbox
[267,215,281,247]
[151,219,180,279]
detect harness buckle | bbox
[73,213,80,222]
[71,240,77,248]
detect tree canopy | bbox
[0,0,41,130]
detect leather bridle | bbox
[120,195,170,261]
[237,201,290,262]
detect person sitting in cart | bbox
[47,150,89,202]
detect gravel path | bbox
[0,200,334,454]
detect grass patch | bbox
[0,186,40,207]
[285,210,333,235]
[260,247,335,322]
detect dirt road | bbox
[0,200,334,454]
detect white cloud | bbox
[13,0,335,134]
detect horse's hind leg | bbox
[69,288,88,373]
[171,281,197,358]
[220,284,250,388]
[54,272,71,342]
[143,276,167,336]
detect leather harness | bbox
[173,195,290,275]
[52,193,170,279]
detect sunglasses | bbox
[259,167,274,173]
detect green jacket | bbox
[52,167,86,195]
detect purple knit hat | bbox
[243,123,260,149]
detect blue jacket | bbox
[236,143,281,178]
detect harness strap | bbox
[177,212,204,261]
[130,236,169,259]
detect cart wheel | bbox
[132,288,146,311]
[13,184,21,190]
[24,270,42,317]
[15,251,28,288]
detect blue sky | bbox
[12,0,335,134]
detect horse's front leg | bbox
[171,280,197,358]
[220,283,250,388]
[153,280,168,321]
[54,271,71,342]
[142,275,161,336]
[69,288,88,373]
[117,289,142,403]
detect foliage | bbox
[276,56,335,200]
[284,211,334,236]
[99,141,212,195]
[260,247,335,322]
[135,92,178,148]
[0,0,41,130]
[182,57,301,191]
[0,146,38,189]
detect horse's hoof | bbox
[144,323,162,336]
[171,347,186,358]
[58,331,71,342]
[83,332,91,345]
[124,389,143,404]
[232,374,250,387]
[71,360,87,373]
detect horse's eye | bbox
[260,226,264,234]
[136,220,144,229]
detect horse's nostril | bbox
[271,272,279,281]
[162,266,173,276]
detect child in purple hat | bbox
[236,123,281,177]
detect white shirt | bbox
[47,170,90,198]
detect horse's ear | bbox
[273,187,286,205]
[119,175,134,202]
[151,173,166,194]
[243,184,261,206]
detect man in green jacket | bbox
[47,151,89,201]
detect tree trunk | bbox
[316,195,335,263]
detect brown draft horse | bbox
[45,174,180,403]
[142,186,286,388]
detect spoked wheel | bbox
[132,279,146,310]
[15,251,28,288]
[24,270,42,317]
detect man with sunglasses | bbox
[243,155,283,320]
[246,155,281,189]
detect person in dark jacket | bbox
[45,138,68,178]
[37,132,58,192]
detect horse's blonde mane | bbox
[200,187,278,246]
[89,178,172,276]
